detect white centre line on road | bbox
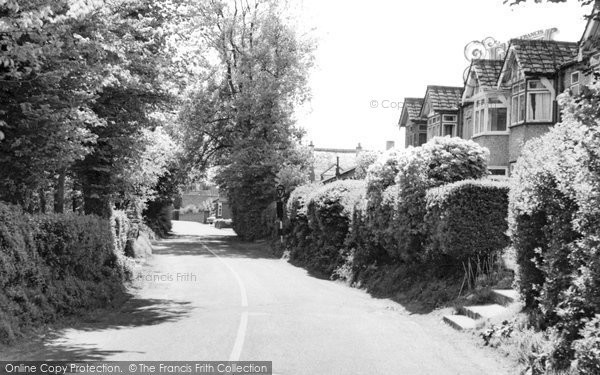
[201,243,248,361]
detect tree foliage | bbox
[0,0,189,218]
[178,0,314,240]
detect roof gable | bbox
[579,11,600,59]
[399,97,424,126]
[507,39,578,75]
[420,86,463,116]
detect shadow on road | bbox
[153,234,278,260]
[0,296,193,360]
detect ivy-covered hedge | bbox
[0,203,129,343]
[286,180,365,277]
[425,179,509,263]
[508,84,600,371]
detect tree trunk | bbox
[39,188,46,213]
[54,170,66,213]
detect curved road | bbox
[3,221,513,374]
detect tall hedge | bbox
[357,148,409,267]
[286,180,365,277]
[509,84,600,370]
[393,137,489,261]
[0,203,129,343]
[425,179,509,263]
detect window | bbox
[570,71,581,96]
[511,80,526,125]
[489,168,508,176]
[217,202,223,218]
[442,115,456,122]
[488,107,507,131]
[527,80,551,121]
[443,124,454,136]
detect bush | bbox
[286,180,365,277]
[393,137,489,261]
[0,202,128,344]
[572,316,600,374]
[347,148,409,270]
[143,202,173,238]
[508,84,600,369]
[425,179,509,263]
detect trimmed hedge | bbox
[393,137,489,261]
[0,203,129,343]
[425,179,509,263]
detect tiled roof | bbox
[403,97,424,120]
[510,39,578,74]
[426,86,463,112]
[472,59,503,87]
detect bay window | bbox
[511,81,526,125]
[527,80,551,121]
[472,97,507,135]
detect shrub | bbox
[0,202,128,344]
[425,179,509,264]
[508,83,600,369]
[350,148,409,269]
[287,180,365,277]
[354,150,382,179]
[143,202,173,238]
[572,316,600,374]
[393,137,489,261]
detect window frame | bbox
[526,79,552,122]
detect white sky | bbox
[295,0,593,151]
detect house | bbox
[457,38,579,176]
[309,142,363,182]
[213,196,232,220]
[398,97,426,148]
[420,86,463,141]
[558,10,600,98]
[497,39,578,172]
[460,59,509,176]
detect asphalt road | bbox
[2,221,513,374]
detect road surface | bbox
[2,221,513,374]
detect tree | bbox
[179,0,314,240]
[0,0,190,217]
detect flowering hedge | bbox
[509,84,600,371]
[393,137,489,261]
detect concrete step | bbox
[459,304,508,320]
[443,314,477,331]
[492,289,520,306]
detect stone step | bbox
[459,304,508,320]
[443,314,477,331]
[492,289,520,306]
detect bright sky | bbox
[295,0,593,151]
